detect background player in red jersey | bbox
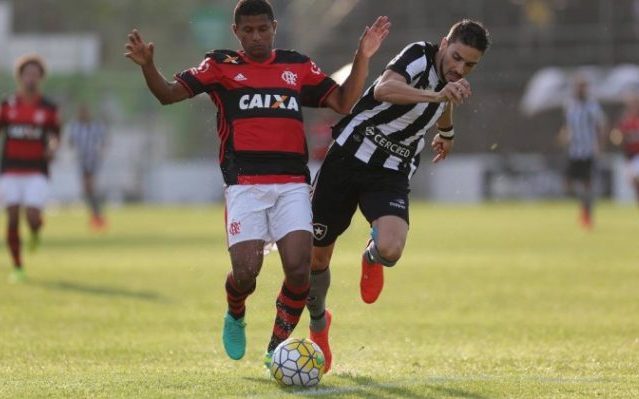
[0,55,61,283]
[124,0,390,366]
[615,94,639,204]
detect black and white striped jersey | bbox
[332,41,447,178]
[563,98,605,160]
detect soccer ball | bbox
[269,337,324,387]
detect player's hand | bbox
[431,134,454,163]
[124,29,154,66]
[438,79,472,105]
[358,16,391,59]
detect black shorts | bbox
[566,158,593,182]
[311,144,410,247]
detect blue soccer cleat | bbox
[222,312,246,360]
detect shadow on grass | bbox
[29,278,171,303]
[242,373,488,398]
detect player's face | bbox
[18,63,43,95]
[233,14,277,62]
[438,38,483,83]
[574,80,588,100]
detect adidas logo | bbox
[234,73,247,82]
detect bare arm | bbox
[431,102,454,163]
[124,29,190,105]
[324,16,391,114]
[374,70,472,106]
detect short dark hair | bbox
[447,19,490,53]
[234,0,275,25]
[15,54,46,78]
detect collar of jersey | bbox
[238,50,277,65]
[15,93,42,105]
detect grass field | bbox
[0,203,638,398]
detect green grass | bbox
[0,203,638,398]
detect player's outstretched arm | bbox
[374,70,472,105]
[324,16,391,114]
[124,29,190,105]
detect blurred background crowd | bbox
[1,0,638,204]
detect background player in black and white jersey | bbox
[306,20,490,372]
[68,104,108,231]
[124,0,390,367]
[557,75,607,229]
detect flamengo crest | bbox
[281,71,298,86]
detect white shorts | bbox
[628,155,639,179]
[224,183,313,247]
[0,174,49,209]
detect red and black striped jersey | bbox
[175,49,338,185]
[0,95,61,176]
[618,114,639,158]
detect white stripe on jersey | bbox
[564,98,605,159]
[332,41,447,178]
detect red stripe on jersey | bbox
[211,92,230,163]
[4,140,44,159]
[237,175,306,185]
[232,117,305,154]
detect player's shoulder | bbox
[39,96,58,111]
[396,41,430,60]
[204,49,244,65]
[1,95,17,107]
[273,49,310,64]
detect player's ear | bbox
[439,37,448,50]
[272,20,278,34]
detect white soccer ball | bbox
[270,337,325,387]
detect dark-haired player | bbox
[125,0,390,366]
[306,19,490,372]
[0,55,61,283]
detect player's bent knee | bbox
[376,240,404,263]
[284,265,310,286]
[311,252,331,270]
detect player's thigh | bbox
[311,147,360,247]
[276,229,312,284]
[228,239,265,283]
[0,175,23,206]
[268,183,313,242]
[567,158,593,185]
[358,167,410,227]
[24,174,49,209]
[225,185,271,248]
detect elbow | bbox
[157,97,174,106]
[335,104,351,115]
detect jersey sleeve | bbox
[174,57,221,97]
[46,105,61,138]
[386,42,427,84]
[301,59,338,108]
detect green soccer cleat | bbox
[222,312,246,360]
[263,350,273,369]
[8,268,26,284]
